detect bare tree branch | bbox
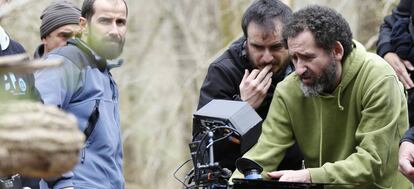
[0,0,34,18]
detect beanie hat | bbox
[40,1,81,39]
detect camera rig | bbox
[179,100,262,189]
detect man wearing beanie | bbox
[34,0,81,58]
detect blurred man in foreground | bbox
[0,16,41,189]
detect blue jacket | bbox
[35,41,124,189]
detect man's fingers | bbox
[398,73,410,88]
[258,72,273,93]
[247,69,260,80]
[267,171,285,179]
[383,53,414,88]
[405,78,414,89]
[390,60,414,89]
[399,159,414,175]
[255,65,272,82]
[241,69,249,83]
[399,159,414,183]
[403,60,414,71]
[246,65,272,81]
[398,71,414,89]
[399,142,414,181]
[264,76,272,91]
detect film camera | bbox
[187,100,262,189]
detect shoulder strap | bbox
[48,44,87,69]
[49,39,103,141]
[66,38,107,71]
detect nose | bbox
[261,49,274,63]
[109,22,121,37]
[295,61,307,75]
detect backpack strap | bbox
[49,39,103,141]
[66,38,107,71]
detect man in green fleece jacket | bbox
[231,5,411,189]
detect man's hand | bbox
[384,52,414,89]
[267,169,311,183]
[239,65,273,109]
[399,141,414,183]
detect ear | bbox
[79,17,88,35]
[41,38,47,45]
[332,41,344,62]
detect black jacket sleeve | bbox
[402,127,414,144]
[195,58,246,171]
[197,61,242,110]
[377,0,412,57]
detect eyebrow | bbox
[97,17,112,21]
[249,40,283,46]
[292,51,316,58]
[58,31,75,36]
[59,31,74,34]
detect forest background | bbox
[0,0,399,188]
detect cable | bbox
[173,158,192,188]
[206,130,234,149]
[190,125,240,188]
[197,125,238,160]
[201,126,238,161]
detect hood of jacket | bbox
[333,40,366,110]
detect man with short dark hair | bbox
[35,0,127,188]
[231,5,410,188]
[34,0,81,58]
[196,0,302,173]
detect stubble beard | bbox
[87,32,125,60]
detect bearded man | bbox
[34,0,128,188]
[196,0,303,173]
[231,5,411,189]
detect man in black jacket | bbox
[195,0,302,172]
[377,0,414,89]
[378,0,414,183]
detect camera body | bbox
[0,174,22,189]
[189,100,262,188]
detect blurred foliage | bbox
[0,0,399,188]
